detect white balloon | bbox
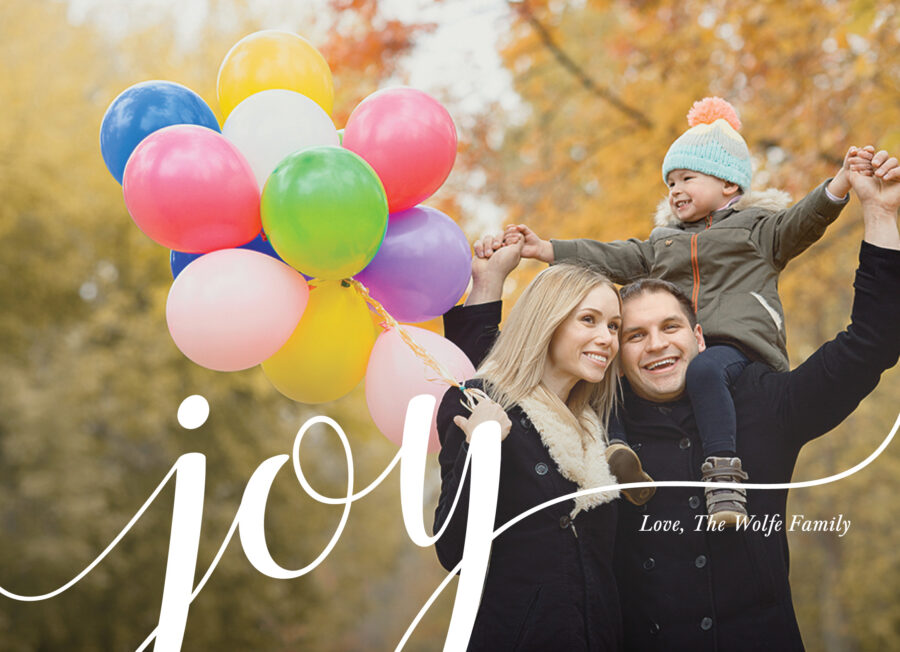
[223,89,340,189]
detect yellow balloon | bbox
[262,280,375,404]
[217,30,334,119]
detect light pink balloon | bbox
[343,87,457,213]
[123,124,261,253]
[166,249,309,371]
[365,325,475,452]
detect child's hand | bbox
[503,224,555,263]
[847,145,876,176]
[829,145,875,198]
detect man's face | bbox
[620,290,706,402]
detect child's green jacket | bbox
[550,182,847,371]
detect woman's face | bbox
[544,285,621,400]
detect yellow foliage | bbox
[0,1,450,650]
[455,1,900,649]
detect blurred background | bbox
[1,0,898,649]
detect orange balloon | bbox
[217,30,334,119]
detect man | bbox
[441,153,900,650]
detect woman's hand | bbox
[466,236,524,305]
[453,397,512,443]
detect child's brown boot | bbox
[701,456,749,527]
[606,441,656,506]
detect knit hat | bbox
[662,97,752,190]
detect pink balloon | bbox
[365,325,475,452]
[166,249,309,371]
[343,88,457,213]
[123,124,261,253]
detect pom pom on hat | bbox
[687,97,742,131]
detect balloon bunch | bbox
[100,30,475,451]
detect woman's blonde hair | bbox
[477,263,621,438]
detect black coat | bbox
[434,380,623,651]
[442,242,900,651]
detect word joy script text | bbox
[0,395,503,652]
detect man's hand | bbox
[453,396,512,443]
[851,149,900,250]
[850,149,900,208]
[466,236,524,305]
[503,224,555,263]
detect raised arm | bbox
[853,149,900,250]
[505,224,654,284]
[751,183,847,270]
[749,146,881,269]
[466,236,523,305]
[442,237,521,367]
[549,237,654,284]
[776,153,900,444]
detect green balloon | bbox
[261,146,388,279]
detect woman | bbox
[433,245,631,651]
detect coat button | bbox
[630,442,643,452]
[559,515,572,529]
[650,622,661,634]
[695,555,707,569]
[678,437,692,450]
[689,496,701,509]
[520,416,530,428]
[643,557,655,571]
[535,462,549,476]
[700,617,713,631]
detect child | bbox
[503,96,872,525]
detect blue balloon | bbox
[170,232,298,279]
[100,80,220,184]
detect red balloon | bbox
[343,88,457,213]
[123,124,261,253]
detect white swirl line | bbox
[396,410,900,651]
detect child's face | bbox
[666,170,739,223]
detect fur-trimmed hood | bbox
[517,394,619,517]
[654,188,793,227]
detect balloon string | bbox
[347,279,485,412]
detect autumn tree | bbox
[456,1,900,649]
[0,1,454,650]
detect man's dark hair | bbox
[619,278,698,328]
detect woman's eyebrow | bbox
[578,306,619,317]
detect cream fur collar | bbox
[653,188,793,227]
[517,394,619,517]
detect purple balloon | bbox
[355,206,472,323]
